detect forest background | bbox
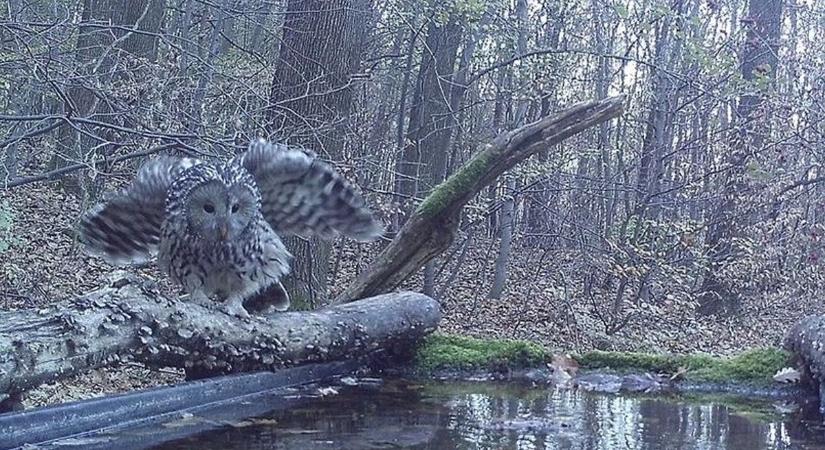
[0,0,819,383]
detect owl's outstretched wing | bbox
[78,156,201,265]
[239,139,384,241]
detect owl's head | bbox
[186,179,258,242]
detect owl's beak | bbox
[218,224,229,241]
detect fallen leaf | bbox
[230,418,280,428]
[773,367,800,383]
[317,386,339,396]
[339,376,358,386]
[669,366,689,382]
[162,412,211,428]
[550,354,579,377]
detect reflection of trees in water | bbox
[435,384,811,450]
[637,400,767,450]
[782,396,825,448]
[157,382,822,450]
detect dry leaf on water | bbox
[162,412,215,428]
[230,418,280,428]
[669,366,689,382]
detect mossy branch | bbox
[415,150,494,218]
[336,95,626,303]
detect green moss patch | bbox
[414,334,550,371]
[577,347,790,384]
[415,150,493,217]
[414,334,789,385]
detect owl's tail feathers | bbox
[244,281,290,314]
[77,193,162,266]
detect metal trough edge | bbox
[0,359,361,449]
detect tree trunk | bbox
[114,0,166,61]
[268,0,372,306]
[489,0,528,299]
[525,0,563,244]
[0,273,439,399]
[592,0,614,235]
[489,176,516,298]
[388,27,420,233]
[367,28,405,154]
[187,0,230,134]
[394,15,463,298]
[634,0,685,221]
[268,0,370,137]
[396,15,463,211]
[698,0,783,315]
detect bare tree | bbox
[490,0,530,299]
[698,0,784,315]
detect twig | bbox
[2,143,177,189]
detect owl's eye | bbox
[231,204,240,214]
[203,204,215,214]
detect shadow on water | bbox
[150,380,825,450]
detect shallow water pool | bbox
[150,379,825,450]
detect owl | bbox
[78,139,383,318]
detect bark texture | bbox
[396,16,463,204]
[784,316,825,408]
[0,272,440,398]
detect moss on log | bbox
[415,151,495,218]
[414,334,550,371]
[413,333,789,385]
[578,348,789,384]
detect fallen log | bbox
[0,272,440,401]
[335,94,626,303]
[785,316,825,408]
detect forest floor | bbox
[2,183,823,407]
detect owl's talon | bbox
[186,291,214,309]
[223,299,251,319]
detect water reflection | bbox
[155,380,825,450]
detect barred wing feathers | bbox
[240,139,384,241]
[78,156,200,265]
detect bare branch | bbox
[335,95,626,303]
